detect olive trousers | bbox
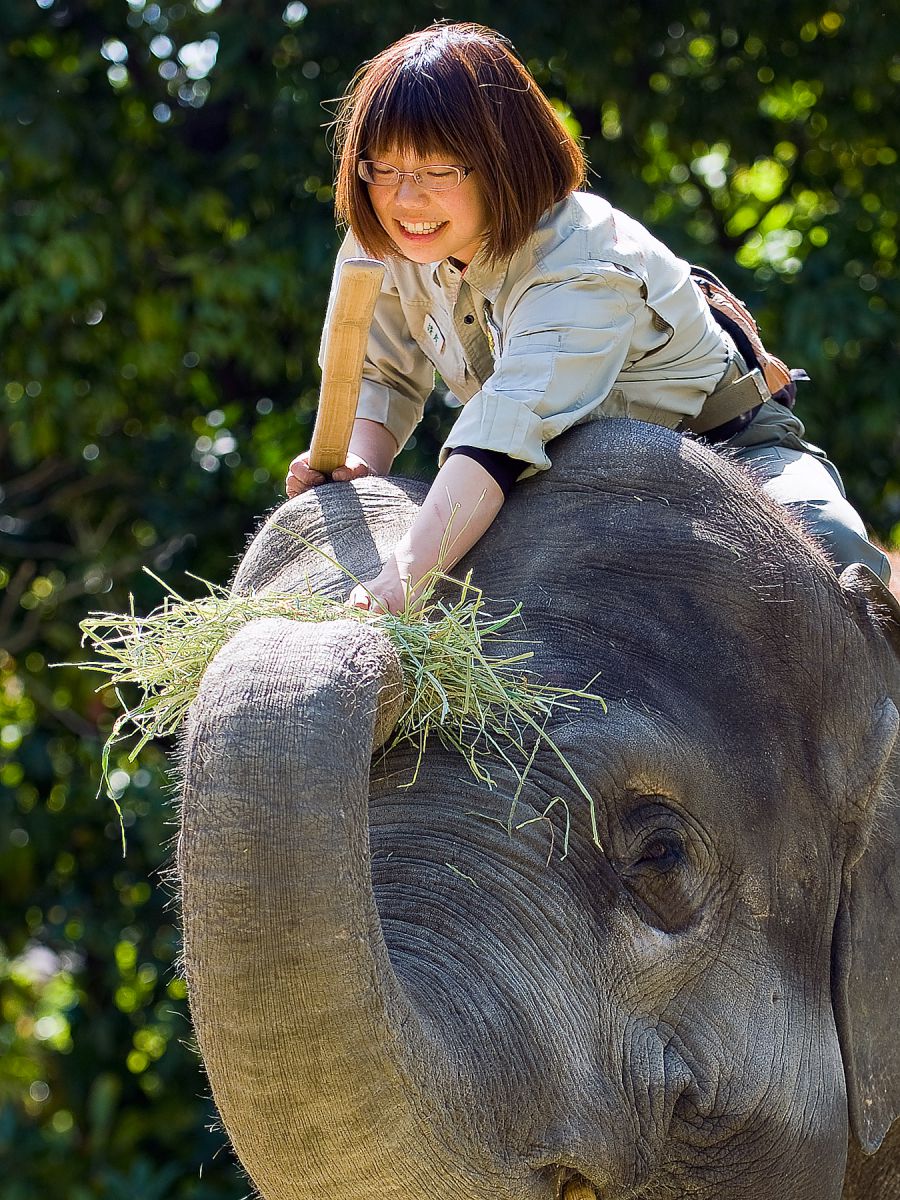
[725,400,891,585]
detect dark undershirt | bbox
[446,446,521,498]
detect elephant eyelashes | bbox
[623,838,698,932]
[633,840,691,878]
[633,835,683,873]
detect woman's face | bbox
[364,146,488,265]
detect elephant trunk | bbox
[178,617,479,1200]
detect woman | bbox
[285,22,889,611]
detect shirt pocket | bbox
[492,333,562,395]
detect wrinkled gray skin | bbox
[178,420,900,1200]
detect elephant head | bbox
[177,419,900,1199]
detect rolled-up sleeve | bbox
[319,234,435,452]
[439,266,638,478]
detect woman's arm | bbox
[349,453,505,613]
[348,417,398,475]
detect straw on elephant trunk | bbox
[77,555,605,853]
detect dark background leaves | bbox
[1,0,896,1194]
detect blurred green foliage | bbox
[0,0,896,1193]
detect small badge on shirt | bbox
[423,313,445,355]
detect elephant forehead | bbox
[476,423,849,716]
[515,581,830,781]
[497,419,832,603]
[547,705,808,834]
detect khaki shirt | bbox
[322,192,735,479]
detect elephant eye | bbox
[633,833,683,873]
[610,798,711,932]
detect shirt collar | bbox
[431,250,507,303]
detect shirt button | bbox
[463,314,475,324]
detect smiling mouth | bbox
[396,219,447,236]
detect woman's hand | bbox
[347,454,507,616]
[285,450,373,498]
[285,420,397,497]
[348,558,410,616]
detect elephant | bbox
[177,417,900,1200]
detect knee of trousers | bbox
[783,496,892,584]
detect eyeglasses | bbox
[357,160,471,191]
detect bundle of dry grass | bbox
[78,553,604,855]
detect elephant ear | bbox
[840,562,900,654]
[832,563,900,1154]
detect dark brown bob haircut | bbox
[334,22,586,263]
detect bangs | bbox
[358,52,483,167]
